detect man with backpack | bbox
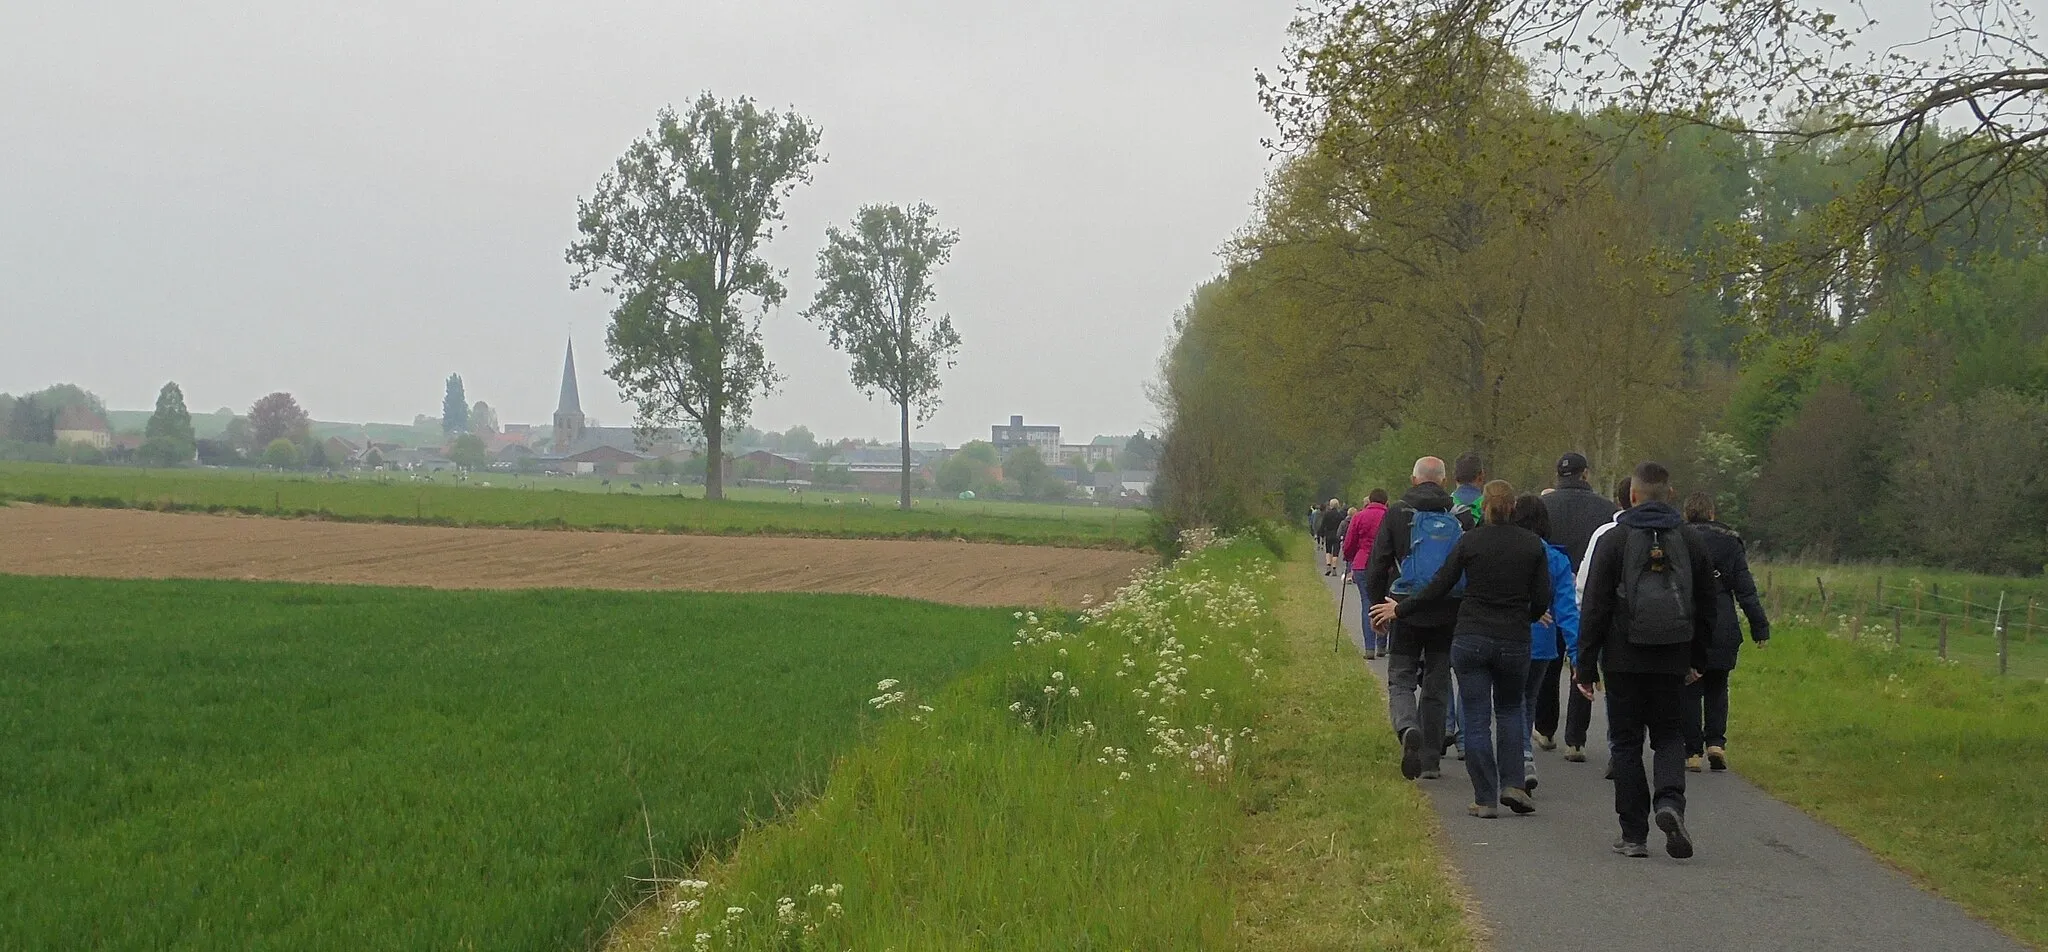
[1575,462,1719,860]
[1534,453,1618,754]
[1364,456,1476,781]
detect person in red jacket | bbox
[1344,489,1391,657]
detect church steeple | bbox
[552,337,586,451]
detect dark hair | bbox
[1512,492,1551,539]
[1632,461,1673,503]
[1683,491,1716,523]
[1454,452,1485,485]
[1368,488,1389,504]
[1481,479,1516,526]
[1613,474,1633,505]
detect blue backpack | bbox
[1390,509,1465,597]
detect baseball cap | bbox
[1556,452,1589,477]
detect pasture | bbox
[0,576,1016,951]
[1754,559,2048,679]
[0,463,1148,549]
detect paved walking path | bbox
[1321,571,2028,951]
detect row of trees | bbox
[1155,0,2048,573]
[568,93,964,508]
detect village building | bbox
[53,407,112,449]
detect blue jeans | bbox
[1351,569,1384,652]
[1451,634,1531,807]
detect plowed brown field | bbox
[0,506,1150,608]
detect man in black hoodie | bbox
[1576,461,1718,859]
[1365,456,1476,781]
[1533,452,1618,752]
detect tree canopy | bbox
[442,374,469,436]
[141,381,195,466]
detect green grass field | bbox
[0,462,1148,549]
[1734,625,2048,946]
[0,576,1016,951]
[1755,559,2048,679]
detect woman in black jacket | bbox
[1681,492,1771,771]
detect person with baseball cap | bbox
[1531,452,1617,755]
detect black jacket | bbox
[1546,478,1618,565]
[1693,520,1771,670]
[1576,501,1719,681]
[1395,523,1553,644]
[1316,508,1347,543]
[1364,482,1474,631]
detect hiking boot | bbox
[1563,746,1587,763]
[1612,839,1650,859]
[1603,761,1615,781]
[1468,803,1499,819]
[1686,755,1704,773]
[1399,727,1423,781]
[1707,746,1728,771]
[1524,774,1539,793]
[1501,788,1537,815]
[1535,732,1557,751]
[1655,806,1695,859]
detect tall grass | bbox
[0,577,1016,951]
[1734,623,2048,946]
[1755,559,2048,679]
[0,462,1148,549]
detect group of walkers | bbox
[1329,451,1771,859]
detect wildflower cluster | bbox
[653,879,846,950]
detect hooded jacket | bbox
[1364,482,1474,632]
[1342,501,1388,571]
[1545,477,1618,565]
[1692,520,1771,670]
[1530,542,1580,664]
[1575,501,1719,681]
[1395,523,1553,644]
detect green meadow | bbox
[0,576,1016,951]
[0,462,1147,549]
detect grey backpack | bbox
[1620,527,1694,646]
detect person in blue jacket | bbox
[1512,493,1578,793]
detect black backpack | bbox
[1619,526,1694,646]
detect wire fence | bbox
[1761,571,2038,677]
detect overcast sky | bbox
[0,0,1294,445]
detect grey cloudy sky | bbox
[1,0,1294,445]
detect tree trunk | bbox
[705,395,724,501]
[899,400,913,511]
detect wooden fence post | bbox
[1876,576,1884,611]
[1892,606,1902,647]
[1849,612,1862,642]
[2028,597,2037,643]
[1996,592,2009,676]
[1915,582,1923,626]
[1965,584,1975,633]
[1818,577,1831,620]
[1938,617,1949,660]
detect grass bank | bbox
[1755,559,2048,679]
[0,462,1148,549]
[1734,623,2048,947]
[0,577,1015,951]
[608,535,1473,951]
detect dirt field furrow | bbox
[0,506,1151,608]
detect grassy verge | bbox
[0,462,1148,549]
[607,535,1473,951]
[1734,624,2048,947]
[1755,559,2047,679]
[0,577,1015,951]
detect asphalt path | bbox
[1321,569,2028,952]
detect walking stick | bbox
[1335,575,1348,654]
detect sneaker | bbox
[1524,767,1539,793]
[1468,803,1499,819]
[1603,761,1615,781]
[1399,727,1423,781]
[1536,732,1557,751]
[1501,788,1537,815]
[1707,746,1728,771]
[1419,768,1442,780]
[1612,839,1650,858]
[1563,746,1587,763]
[1686,755,1704,773]
[1454,744,1466,761]
[1655,805,1695,859]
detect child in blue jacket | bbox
[1513,494,1578,791]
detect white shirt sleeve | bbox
[1576,519,1619,604]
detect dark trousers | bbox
[1681,668,1733,755]
[1451,634,1530,807]
[1606,671,1688,842]
[1386,634,1450,773]
[1564,678,1595,748]
[1534,654,1564,737]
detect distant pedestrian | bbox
[1318,499,1347,575]
[1344,489,1391,657]
[1373,479,1551,818]
[1680,492,1771,772]
[1535,453,1617,755]
[1576,462,1718,859]
[1511,492,1578,793]
[1450,452,1486,525]
[1363,457,1475,782]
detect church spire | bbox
[557,338,582,416]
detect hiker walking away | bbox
[1680,492,1770,772]
[1344,489,1391,658]
[1318,499,1347,575]
[1535,453,1617,755]
[1575,462,1718,858]
[1511,493,1578,794]
[1363,457,1474,782]
[1565,473,1633,765]
[1442,452,1486,752]
[1372,479,1551,818]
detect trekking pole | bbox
[1335,577,1348,655]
